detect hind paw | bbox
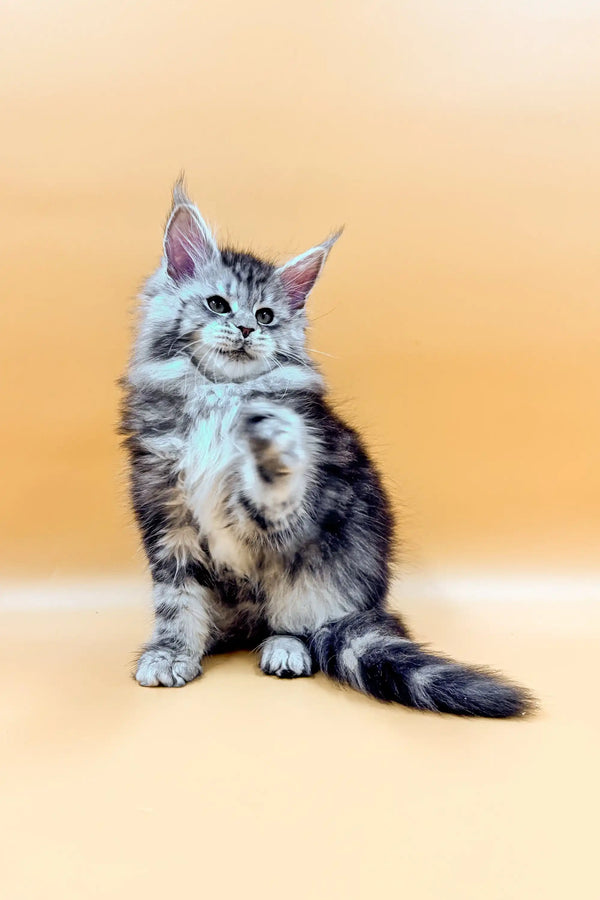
[260,636,313,678]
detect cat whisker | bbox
[310,307,338,323]
[308,347,337,359]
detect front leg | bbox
[136,576,214,687]
[238,401,311,520]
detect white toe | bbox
[260,636,312,678]
[135,648,202,687]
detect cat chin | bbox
[206,350,271,382]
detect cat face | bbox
[151,185,340,382]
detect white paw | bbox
[241,403,305,478]
[135,647,202,687]
[260,636,313,678]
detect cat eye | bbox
[255,308,274,325]
[207,295,231,314]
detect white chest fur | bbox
[181,387,252,575]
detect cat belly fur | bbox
[178,390,350,635]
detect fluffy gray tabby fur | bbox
[120,182,534,718]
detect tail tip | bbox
[439,670,538,719]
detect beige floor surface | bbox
[2,590,599,900]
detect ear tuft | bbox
[276,229,343,311]
[163,184,218,282]
[172,174,191,208]
[321,227,344,252]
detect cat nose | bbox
[237,325,255,339]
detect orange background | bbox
[2,8,600,900]
[2,0,599,577]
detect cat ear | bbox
[164,188,218,282]
[276,229,343,311]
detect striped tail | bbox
[311,609,535,718]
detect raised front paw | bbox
[135,646,202,687]
[260,635,313,678]
[240,402,306,481]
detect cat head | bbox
[146,182,341,382]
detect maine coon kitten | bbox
[120,183,533,718]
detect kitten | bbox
[120,182,534,717]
